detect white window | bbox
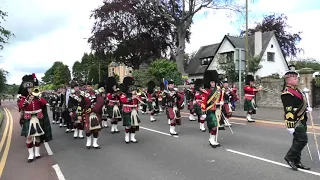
[267,52,275,62]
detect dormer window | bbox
[201,57,212,65]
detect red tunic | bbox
[120,94,139,113]
[194,91,202,106]
[18,96,47,119]
[244,85,258,100]
[106,92,120,106]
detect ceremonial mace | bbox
[303,87,320,162]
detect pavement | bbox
[0,101,320,180]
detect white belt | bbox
[25,109,41,114]
[244,94,255,97]
[123,104,136,108]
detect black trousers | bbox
[62,110,72,129]
[286,123,308,164]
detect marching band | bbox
[15,67,316,172]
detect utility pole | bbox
[245,0,249,75]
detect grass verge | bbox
[0,109,3,128]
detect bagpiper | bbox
[97,81,108,128]
[281,65,311,171]
[49,90,58,124]
[68,80,85,139]
[193,79,206,132]
[120,77,142,143]
[84,81,104,149]
[185,82,196,121]
[17,73,52,162]
[146,81,157,122]
[158,82,165,112]
[243,75,262,122]
[218,78,232,129]
[162,80,185,135]
[105,76,122,133]
[200,70,222,148]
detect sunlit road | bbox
[0,100,320,180]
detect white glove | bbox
[174,88,178,91]
[307,107,312,112]
[287,128,295,134]
[219,101,224,105]
[201,114,207,120]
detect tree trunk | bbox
[176,25,187,76]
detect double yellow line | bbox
[0,108,13,179]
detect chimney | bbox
[254,31,262,56]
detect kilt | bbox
[122,111,141,130]
[21,107,52,143]
[244,99,256,114]
[194,104,202,121]
[206,110,217,130]
[107,105,122,119]
[147,101,154,112]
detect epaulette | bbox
[281,87,294,96]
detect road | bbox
[0,101,320,180]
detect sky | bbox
[0,0,319,84]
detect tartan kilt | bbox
[122,111,141,130]
[206,110,217,130]
[147,101,154,111]
[21,107,53,143]
[244,99,256,114]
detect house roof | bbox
[187,31,286,76]
[185,43,220,75]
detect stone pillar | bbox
[298,68,315,106]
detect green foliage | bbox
[5,84,19,95]
[132,68,154,87]
[0,69,8,93]
[217,55,238,83]
[0,10,14,50]
[53,64,71,86]
[132,59,183,86]
[72,52,111,83]
[41,84,57,91]
[290,58,320,70]
[248,56,262,75]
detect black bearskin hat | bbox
[69,78,79,88]
[168,79,174,84]
[122,76,135,92]
[203,70,219,89]
[147,81,155,94]
[245,75,254,85]
[106,76,118,93]
[98,82,105,89]
[194,79,203,91]
[19,73,39,97]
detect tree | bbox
[240,13,302,59]
[0,69,8,93]
[0,10,14,50]
[53,64,71,86]
[72,61,83,81]
[148,58,182,85]
[152,0,244,76]
[247,56,262,75]
[89,0,174,69]
[132,68,154,87]
[42,61,65,83]
[217,55,238,83]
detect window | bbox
[271,44,274,48]
[201,58,211,65]
[267,52,275,61]
[220,51,234,63]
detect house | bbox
[185,31,289,82]
[108,62,133,82]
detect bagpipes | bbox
[163,78,185,109]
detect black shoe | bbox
[296,163,310,170]
[27,159,34,163]
[218,127,225,130]
[35,156,41,159]
[284,157,298,171]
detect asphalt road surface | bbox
[1,100,320,180]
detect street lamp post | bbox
[245,0,249,75]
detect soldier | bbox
[56,88,65,127]
[84,81,104,149]
[120,77,142,143]
[185,82,196,121]
[49,90,58,124]
[68,80,85,139]
[281,65,311,171]
[97,82,108,128]
[106,76,122,133]
[217,78,232,130]
[140,86,148,114]
[243,75,262,122]
[200,70,223,148]
[162,80,185,135]
[193,79,206,132]
[146,81,157,122]
[18,73,52,162]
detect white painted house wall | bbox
[207,38,235,74]
[255,35,288,77]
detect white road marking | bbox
[307,132,320,136]
[140,126,179,138]
[52,164,66,180]
[44,142,53,155]
[230,122,246,125]
[226,149,320,177]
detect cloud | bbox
[0,0,103,84]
